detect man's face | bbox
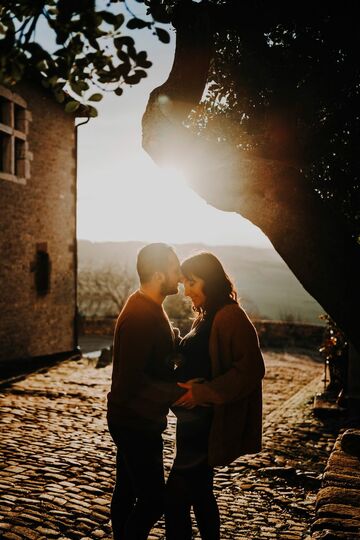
[160,252,182,296]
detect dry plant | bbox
[78,268,137,318]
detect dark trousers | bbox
[165,408,220,540]
[165,463,220,540]
[108,423,165,540]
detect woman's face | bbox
[183,273,206,309]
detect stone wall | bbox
[79,317,116,337]
[80,316,325,351]
[0,82,77,361]
[254,320,325,350]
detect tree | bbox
[0,0,171,115]
[78,268,136,317]
[142,0,360,352]
[2,1,359,351]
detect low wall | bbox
[254,320,325,349]
[79,317,325,351]
[79,317,116,336]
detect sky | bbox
[41,1,273,248]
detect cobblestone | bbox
[0,350,341,539]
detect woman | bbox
[165,252,265,540]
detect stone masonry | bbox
[311,429,360,539]
[0,350,344,540]
[0,81,79,362]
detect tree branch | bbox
[141,0,360,352]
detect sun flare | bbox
[77,151,271,248]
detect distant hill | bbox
[78,240,324,324]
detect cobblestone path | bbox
[0,351,339,540]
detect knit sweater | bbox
[107,290,183,431]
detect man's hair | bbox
[136,243,175,284]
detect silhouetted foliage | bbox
[183,1,360,239]
[319,314,348,394]
[3,0,359,231]
[0,0,170,115]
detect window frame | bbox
[0,86,32,185]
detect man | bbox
[107,243,184,540]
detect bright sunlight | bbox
[77,143,271,247]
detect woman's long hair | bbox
[181,252,238,321]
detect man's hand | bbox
[173,382,196,409]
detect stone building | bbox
[0,81,87,363]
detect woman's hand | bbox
[173,382,196,409]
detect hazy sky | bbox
[43,2,273,248]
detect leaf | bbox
[114,36,135,49]
[136,51,152,68]
[88,37,100,51]
[24,42,50,59]
[56,30,68,46]
[124,73,142,85]
[116,63,131,78]
[127,18,150,30]
[93,13,103,27]
[36,60,47,71]
[116,50,129,62]
[54,88,65,103]
[70,81,86,96]
[98,74,113,84]
[98,10,117,26]
[155,27,170,44]
[134,69,147,79]
[54,47,68,58]
[65,100,80,113]
[75,80,89,91]
[115,14,125,29]
[87,105,98,118]
[11,61,24,81]
[88,93,103,102]
[48,75,59,87]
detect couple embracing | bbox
[107,243,265,540]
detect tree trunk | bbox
[142,2,360,353]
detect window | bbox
[0,132,11,173]
[0,86,31,185]
[14,104,26,131]
[15,138,26,177]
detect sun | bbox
[77,143,271,247]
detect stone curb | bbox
[311,429,360,539]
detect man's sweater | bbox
[107,290,182,431]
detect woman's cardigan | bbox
[191,303,265,466]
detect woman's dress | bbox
[172,317,213,468]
